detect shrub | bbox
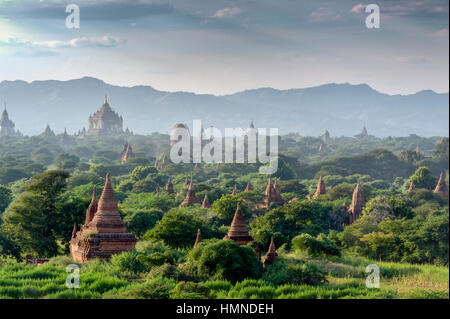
[291,233,341,257]
[184,239,263,283]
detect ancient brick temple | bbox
[232,184,238,196]
[347,182,365,224]
[70,174,136,262]
[244,181,253,192]
[120,142,135,164]
[194,229,202,248]
[264,178,284,206]
[313,175,326,198]
[86,96,124,136]
[201,193,210,208]
[434,173,449,202]
[180,180,198,207]
[263,237,278,267]
[0,103,20,136]
[223,203,253,245]
[165,178,174,194]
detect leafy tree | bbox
[123,209,163,238]
[0,185,12,214]
[211,194,251,224]
[131,166,157,181]
[409,166,437,190]
[1,170,70,257]
[144,210,206,248]
[53,153,80,170]
[185,239,263,283]
[291,233,340,257]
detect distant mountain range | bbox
[0,77,448,137]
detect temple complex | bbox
[194,229,202,248]
[263,237,278,267]
[201,193,210,208]
[0,103,19,136]
[41,124,55,137]
[120,142,135,164]
[86,96,124,136]
[180,180,198,207]
[347,182,365,224]
[434,173,449,202]
[313,175,326,198]
[223,203,253,245]
[264,178,284,206]
[165,178,174,194]
[70,174,136,262]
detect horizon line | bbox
[1,76,449,97]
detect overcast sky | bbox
[0,0,448,95]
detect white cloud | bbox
[309,7,343,23]
[0,36,125,49]
[211,7,241,19]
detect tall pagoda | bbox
[70,174,136,262]
[348,182,365,224]
[0,103,19,136]
[434,173,449,202]
[313,175,326,198]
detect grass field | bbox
[0,253,448,299]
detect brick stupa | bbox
[70,174,136,262]
[180,179,198,207]
[408,179,415,193]
[223,203,253,245]
[313,175,326,198]
[244,181,253,192]
[263,237,278,267]
[201,193,210,208]
[434,173,449,202]
[348,182,365,224]
[165,178,174,194]
[194,229,202,248]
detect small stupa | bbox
[263,237,278,267]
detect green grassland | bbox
[0,250,447,299]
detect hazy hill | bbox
[0,77,448,137]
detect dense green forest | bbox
[0,132,448,299]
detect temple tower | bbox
[180,180,198,207]
[313,175,326,198]
[348,182,365,224]
[70,174,136,262]
[201,193,210,208]
[244,181,253,192]
[434,173,449,202]
[120,142,135,164]
[223,203,253,245]
[0,103,17,136]
[194,229,202,248]
[263,237,278,267]
[165,178,174,194]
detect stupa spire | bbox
[201,193,210,208]
[263,237,278,267]
[232,184,237,196]
[223,203,253,245]
[84,186,98,225]
[194,229,202,248]
[313,175,326,198]
[166,177,174,194]
[244,181,253,192]
[408,179,415,193]
[434,173,449,202]
[348,181,365,224]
